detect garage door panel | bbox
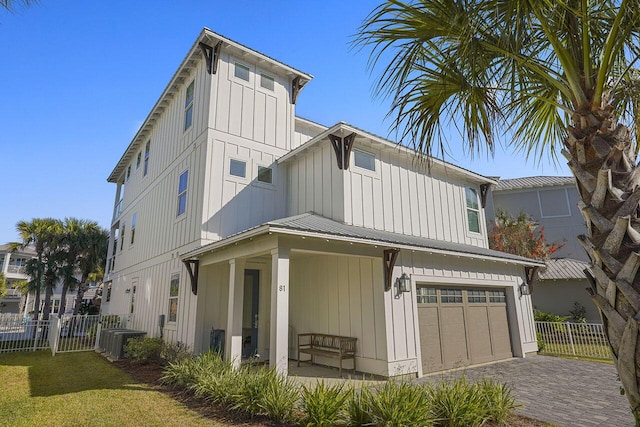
[417,286,513,374]
[467,306,494,364]
[440,306,469,369]
[489,305,512,359]
[418,306,443,372]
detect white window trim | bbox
[537,188,572,218]
[258,71,275,92]
[177,169,189,217]
[231,60,253,86]
[226,156,251,183]
[130,212,137,246]
[351,148,380,178]
[465,187,482,235]
[184,80,195,132]
[167,273,180,325]
[253,163,276,189]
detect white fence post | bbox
[566,322,576,355]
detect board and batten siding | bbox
[211,52,295,151]
[105,255,198,348]
[201,136,288,241]
[289,254,389,376]
[292,119,326,150]
[286,142,345,221]
[343,145,489,248]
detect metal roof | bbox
[494,176,575,191]
[538,258,590,280]
[0,244,36,256]
[183,212,543,267]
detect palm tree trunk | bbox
[32,291,40,321]
[42,284,53,321]
[567,106,640,423]
[58,284,68,317]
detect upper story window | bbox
[260,73,274,91]
[120,221,126,251]
[538,188,571,218]
[466,187,480,233]
[234,63,250,81]
[354,149,376,171]
[143,141,150,177]
[184,80,194,131]
[230,159,247,178]
[136,151,141,170]
[257,166,273,184]
[177,170,189,216]
[125,165,131,182]
[130,213,137,245]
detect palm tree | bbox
[71,224,108,315]
[0,1,35,12]
[357,0,640,421]
[13,218,63,321]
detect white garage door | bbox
[417,286,513,373]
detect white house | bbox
[102,28,543,378]
[0,244,34,314]
[486,176,599,322]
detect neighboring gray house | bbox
[487,176,600,322]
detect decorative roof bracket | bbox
[383,249,400,292]
[183,259,200,295]
[524,266,538,293]
[479,183,491,208]
[292,76,305,104]
[199,41,222,75]
[328,133,356,170]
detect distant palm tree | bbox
[357,0,640,421]
[0,1,35,12]
[12,218,63,321]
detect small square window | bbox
[260,73,274,91]
[257,166,273,183]
[230,159,246,178]
[354,150,376,171]
[441,289,463,303]
[489,290,506,303]
[234,63,250,81]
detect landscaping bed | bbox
[113,341,553,427]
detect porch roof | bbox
[538,258,590,281]
[182,212,543,267]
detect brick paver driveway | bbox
[415,355,632,427]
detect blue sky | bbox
[0,0,570,244]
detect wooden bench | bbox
[297,333,357,376]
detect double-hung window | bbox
[130,213,137,245]
[168,274,179,322]
[184,81,194,131]
[466,187,480,233]
[143,141,150,176]
[177,170,188,216]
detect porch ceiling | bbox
[182,213,543,267]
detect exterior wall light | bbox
[394,273,411,299]
[519,282,530,297]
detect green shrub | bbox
[361,381,433,426]
[428,377,488,427]
[301,381,350,427]
[230,366,278,417]
[258,372,299,423]
[161,341,191,364]
[345,387,372,427]
[534,308,570,322]
[124,337,163,364]
[536,332,546,352]
[477,378,518,424]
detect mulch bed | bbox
[112,360,549,427]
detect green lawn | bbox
[0,351,223,427]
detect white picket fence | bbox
[535,321,611,359]
[0,313,133,355]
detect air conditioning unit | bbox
[108,330,146,360]
[98,328,129,353]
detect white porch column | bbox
[226,258,245,369]
[269,248,290,375]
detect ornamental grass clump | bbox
[360,381,434,426]
[259,372,300,423]
[477,378,519,424]
[231,366,281,418]
[427,376,518,427]
[300,380,351,427]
